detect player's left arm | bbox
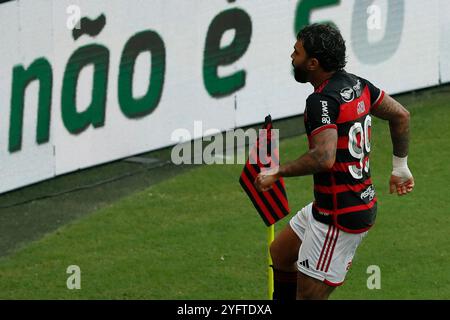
[371,93,414,196]
[254,128,337,192]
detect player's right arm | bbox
[254,93,339,193]
[371,93,414,196]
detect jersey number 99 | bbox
[348,115,372,179]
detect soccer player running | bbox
[254,23,414,300]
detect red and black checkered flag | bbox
[239,115,290,226]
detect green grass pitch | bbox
[0,87,449,299]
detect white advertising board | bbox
[0,0,447,193]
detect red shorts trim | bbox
[323,279,344,287]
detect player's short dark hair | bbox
[297,23,347,72]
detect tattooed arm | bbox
[371,94,410,157]
[371,93,414,196]
[254,128,337,192]
[277,128,337,177]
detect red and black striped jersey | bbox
[304,70,385,234]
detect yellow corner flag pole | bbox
[267,224,275,300]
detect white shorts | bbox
[289,203,367,286]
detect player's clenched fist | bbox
[254,167,280,192]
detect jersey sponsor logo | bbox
[357,101,366,115]
[340,87,355,102]
[360,185,375,201]
[317,209,331,216]
[320,100,331,124]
